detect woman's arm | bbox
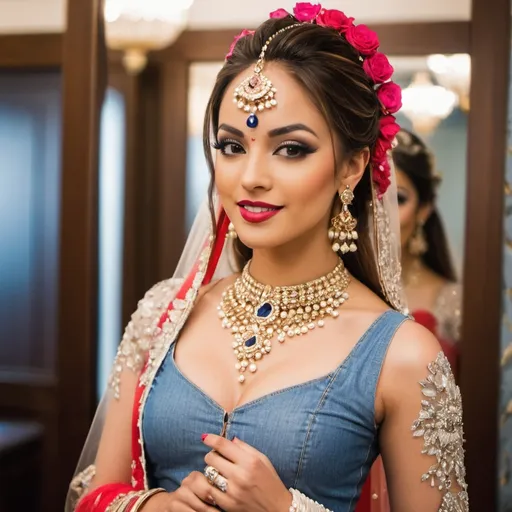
[378,320,468,512]
[69,279,183,511]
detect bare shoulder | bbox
[379,319,445,410]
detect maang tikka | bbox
[233,23,302,128]
[329,187,358,254]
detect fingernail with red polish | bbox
[201,434,208,442]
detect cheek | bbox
[399,202,417,241]
[214,165,237,213]
[285,157,336,206]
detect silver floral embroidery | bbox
[412,352,468,511]
[69,464,96,499]
[137,245,212,489]
[108,278,183,400]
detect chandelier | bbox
[104,0,195,74]
[401,71,458,135]
[427,54,471,112]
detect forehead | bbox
[396,168,414,190]
[218,63,330,135]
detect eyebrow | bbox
[217,122,319,139]
[268,123,318,139]
[218,123,245,138]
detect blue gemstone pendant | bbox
[247,113,259,128]
[256,302,273,319]
[244,336,257,348]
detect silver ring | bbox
[204,465,228,493]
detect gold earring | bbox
[227,222,238,240]
[409,222,427,256]
[329,187,358,254]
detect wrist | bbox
[135,489,168,511]
[278,489,295,512]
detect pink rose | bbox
[379,115,400,141]
[377,81,402,114]
[345,24,379,56]
[316,9,354,33]
[269,8,289,19]
[363,52,393,84]
[226,29,255,60]
[293,2,322,22]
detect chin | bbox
[236,230,289,251]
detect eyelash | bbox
[397,192,408,206]
[212,139,317,159]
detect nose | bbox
[240,150,272,192]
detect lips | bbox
[237,200,283,224]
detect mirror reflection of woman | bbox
[359,129,462,512]
[395,129,461,374]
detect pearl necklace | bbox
[218,260,350,383]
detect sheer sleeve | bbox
[66,278,183,511]
[434,283,462,345]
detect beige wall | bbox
[187,0,471,29]
[0,0,471,35]
[0,0,66,33]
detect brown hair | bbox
[203,17,385,298]
[392,129,457,282]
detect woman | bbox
[67,4,468,512]
[394,129,461,371]
[358,129,463,512]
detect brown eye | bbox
[274,142,316,159]
[214,139,246,156]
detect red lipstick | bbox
[237,200,283,224]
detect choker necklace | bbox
[218,260,350,383]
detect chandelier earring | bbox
[227,222,238,240]
[329,186,358,254]
[409,221,427,256]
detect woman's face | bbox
[396,168,426,250]
[214,63,363,253]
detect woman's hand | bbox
[140,477,218,512]
[199,434,292,512]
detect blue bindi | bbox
[247,113,259,128]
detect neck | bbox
[402,249,423,285]
[247,227,341,287]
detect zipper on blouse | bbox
[220,411,229,438]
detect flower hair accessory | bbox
[226,2,402,195]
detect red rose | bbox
[316,9,354,33]
[377,81,402,114]
[226,29,255,60]
[363,52,393,84]
[345,24,379,56]
[293,2,322,22]
[373,160,391,196]
[379,115,400,141]
[373,137,392,161]
[269,8,289,19]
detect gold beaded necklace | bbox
[218,260,350,383]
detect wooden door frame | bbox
[57,0,106,504]
[0,33,62,67]
[461,0,509,508]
